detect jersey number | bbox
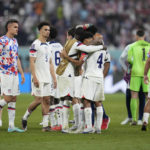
[97,53,103,68]
[55,51,61,66]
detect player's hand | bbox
[53,80,57,89]
[21,73,25,84]
[144,75,149,84]
[33,77,39,88]
[60,49,68,58]
[103,45,107,50]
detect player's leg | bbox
[95,101,103,134]
[54,98,63,130]
[101,104,110,130]
[49,97,57,130]
[83,98,93,133]
[70,97,80,130]
[138,86,145,125]
[62,96,71,131]
[141,79,149,131]
[130,76,141,125]
[121,88,132,125]
[42,96,50,131]
[0,108,2,127]
[22,96,42,130]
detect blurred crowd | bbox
[0,0,150,49]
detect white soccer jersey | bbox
[49,41,63,72]
[83,50,108,80]
[63,41,104,77]
[29,39,52,83]
[119,44,131,71]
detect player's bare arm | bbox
[30,57,39,88]
[103,62,110,78]
[17,58,25,84]
[50,58,57,88]
[60,49,84,66]
[144,57,150,84]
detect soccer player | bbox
[57,27,105,132]
[79,32,109,134]
[120,43,145,125]
[48,26,63,131]
[22,22,57,131]
[141,50,150,130]
[0,19,25,132]
[127,29,150,125]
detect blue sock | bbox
[103,105,108,119]
[126,89,132,118]
[91,102,95,126]
[138,87,145,120]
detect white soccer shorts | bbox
[1,74,20,96]
[31,82,52,97]
[74,76,82,99]
[57,75,74,98]
[80,77,105,101]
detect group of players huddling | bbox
[0,19,150,133]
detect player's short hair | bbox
[86,25,98,35]
[136,29,145,37]
[75,27,85,41]
[78,31,93,43]
[5,19,19,32]
[49,26,57,39]
[37,22,50,31]
[68,27,76,38]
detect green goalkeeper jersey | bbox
[127,40,150,77]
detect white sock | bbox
[96,106,103,130]
[23,109,31,120]
[79,103,84,128]
[49,105,57,127]
[143,112,149,124]
[56,104,63,126]
[0,99,7,110]
[84,107,92,129]
[72,103,80,127]
[62,100,70,129]
[8,102,16,129]
[43,114,49,127]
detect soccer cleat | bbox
[70,125,78,131]
[121,118,132,125]
[55,125,62,131]
[130,121,137,126]
[62,129,70,133]
[69,120,75,124]
[137,120,143,125]
[0,120,2,127]
[141,122,147,131]
[82,128,95,134]
[73,125,84,134]
[51,125,61,131]
[101,117,110,130]
[22,119,27,130]
[42,126,51,132]
[39,121,43,126]
[8,127,25,133]
[95,129,101,134]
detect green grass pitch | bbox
[0,93,150,150]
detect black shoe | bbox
[130,121,137,126]
[42,126,51,132]
[22,119,27,130]
[141,123,147,131]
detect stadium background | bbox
[0,0,150,93]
